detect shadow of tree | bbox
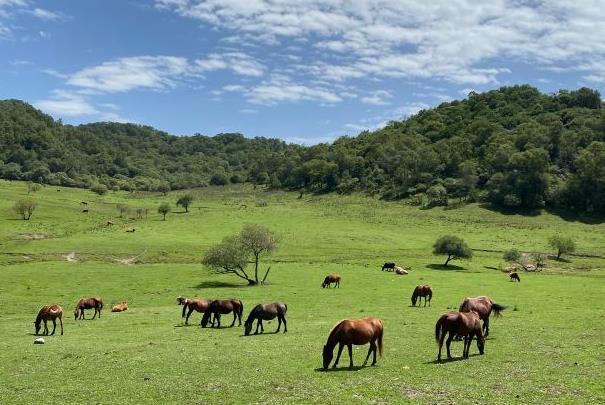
[193,281,245,289]
[426,264,467,271]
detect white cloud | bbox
[35,90,99,117]
[195,52,264,77]
[155,0,605,86]
[29,7,62,21]
[1,1,62,38]
[361,90,392,105]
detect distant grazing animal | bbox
[411,285,433,307]
[126,228,135,233]
[201,299,243,328]
[34,305,64,336]
[106,221,114,226]
[80,201,88,206]
[509,272,521,282]
[74,297,103,320]
[244,302,288,336]
[322,317,384,370]
[459,296,506,337]
[395,266,408,275]
[82,209,89,213]
[111,302,128,312]
[177,296,214,325]
[435,311,484,361]
[322,274,341,288]
[381,262,395,271]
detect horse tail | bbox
[435,315,446,343]
[377,321,384,357]
[492,303,507,318]
[238,300,244,319]
[284,303,288,314]
[181,301,188,318]
[99,299,104,311]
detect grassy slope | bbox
[0,180,604,404]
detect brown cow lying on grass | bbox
[111,302,128,312]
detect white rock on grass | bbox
[34,338,45,344]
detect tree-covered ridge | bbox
[1,85,604,213]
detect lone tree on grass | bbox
[202,224,279,285]
[548,235,576,260]
[177,194,194,213]
[503,248,526,270]
[14,199,37,220]
[90,184,108,196]
[26,181,41,194]
[433,235,473,266]
[158,202,171,220]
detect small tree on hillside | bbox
[202,236,254,284]
[176,194,194,213]
[158,183,170,196]
[433,235,473,266]
[26,181,41,194]
[14,199,37,220]
[548,235,576,260]
[90,184,108,196]
[503,248,525,270]
[239,224,279,283]
[158,202,171,220]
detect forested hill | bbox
[1,85,605,213]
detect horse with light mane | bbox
[34,304,64,336]
[458,296,506,337]
[74,297,103,320]
[177,296,214,325]
[322,274,341,288]
[435,311,484,361]
[244,302,288,336]
[411,285,433,306]
[322,317,383,370]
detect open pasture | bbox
[0,180,604,404]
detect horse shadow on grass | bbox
[193,281,243,289]
[313,366,367,372]
[426,264,467,271]
[425,353,483,365]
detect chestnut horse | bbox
[244,302,288,336]
[411,285,432,306]
[509,272,521,282]
[435,311,484,361]
[34,304,64,335]
[74,297,103,320]
[322,274,341,288]
[459,296,506,337]
[201,299,243,328]
[177,296,214,325]
[322,317,383,370]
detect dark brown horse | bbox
[459,296,506,337]
[177,296,214,325]
[74,297,103,320]
[34,305,64,336]
[411,285,433,307]
[322,317,384,370]
[509,272,521,282]
[244,302,288,336]
[201,299,243,328]
[322,274,341,288]
[381,262,395,271]
[435,311,484,361]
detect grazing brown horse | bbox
[34,305,64,336]
[74,297,103,320]
[411,285,433,307]
[177,296,214,325]
[459,296,506,337]
[244,302,288,336]
[322,274,341,288]
[322,317,384,370]
[509,272,521,282]
[435,311,484,361]
[111,302,128,312]
[201,299,243,328]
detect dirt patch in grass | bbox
[17,233,49,240]
[113,256,139,265]
[64,252,79,263]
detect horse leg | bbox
[363,341,376,366]
[333,343,345,368]
[483,318,490,337]
[424,296,427,307]
[446,331,454,359]
[260,320,264,333]
[347,344,354,368]
[92,308,97,320]
[51,319,57,335]
[43,320,48,335]
[60,316,64,335]
[255,319,261,334]
[282,316,287,333]
[276,317,281,333]
[230,311,236,327]
[185,307,194,325]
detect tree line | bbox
[1,84,605,213]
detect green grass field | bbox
[1,180,604,404]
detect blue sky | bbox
[1,1,604,144]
